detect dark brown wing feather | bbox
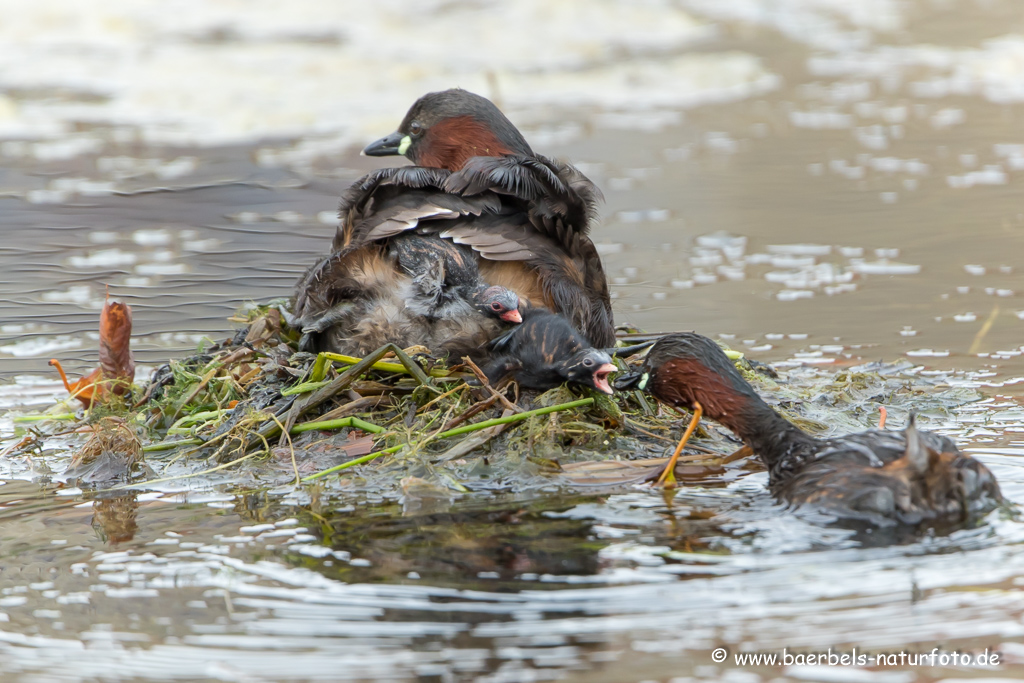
[298,167,492,323]
[333,167,498,251]
[441,155,612,345]
[444,154,601,237]
[298,155,614,347]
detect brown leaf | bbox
[340,433,374,457]
[244,308,280,346]
[50,296,135,407]
[68,367,103,406]
[50,362,102,407]
[98,300,134,393]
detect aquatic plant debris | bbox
[49,296,135,407]
[3,305,988,499]
[64,416,145,484]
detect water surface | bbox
[3,1,1024,681]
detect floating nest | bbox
[6,303,984,495]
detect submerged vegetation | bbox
[4,303,987,500]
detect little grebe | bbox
[301,233,521,358]
[615,333,1002,526]
[483,308,615,395]
[294,88,614,349]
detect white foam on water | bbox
[67,249,138,269]
[0,0,776,150]
[0,336,82,358]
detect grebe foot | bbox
[655,401,703,488]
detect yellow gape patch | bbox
[398,135,412,155]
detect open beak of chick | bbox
[592,362,616,395]
[567,350,616,395]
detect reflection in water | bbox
[281,497,606,585]
[87,491,140,544]
[400,475,457,517]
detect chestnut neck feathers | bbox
[400,90,533,171]
[643,334,816,472]
[416,117,513,171]
[631,333,1002,525]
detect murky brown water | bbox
[4,1,1024,681]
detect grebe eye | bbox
[490,302,502,311]
[583,358,594,367]
[409,121,423,136]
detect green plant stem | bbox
[12,413,77,423]
[319,352,449,379]
[147,416,383,454]
[310,353,330,382]
[143,438,203,453]
[168,409,229,431]
[290,417,384,434]
[302,397,594,481]
[281,379,333,396]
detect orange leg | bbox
[49,359,73,393]
[656,401,703,487]
[878,406,887,429]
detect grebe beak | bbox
[363,131,409,157]
[500,309,523,324]
[592,363,616,395]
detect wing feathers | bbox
[306,154,613,347]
